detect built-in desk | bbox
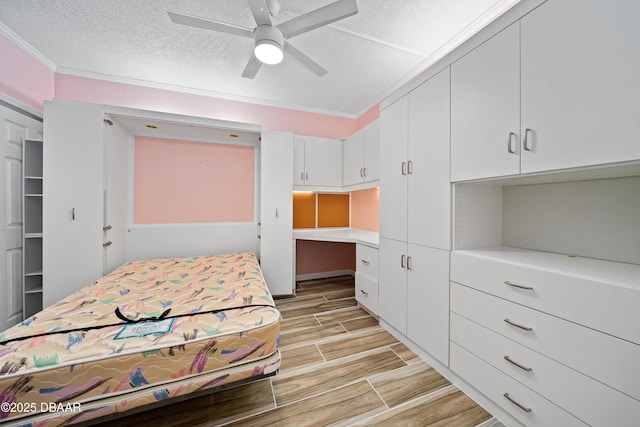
[293,228,380,314]
[293,227,379,248]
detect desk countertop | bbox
[293,228,379,248]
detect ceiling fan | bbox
[168,0,358,79]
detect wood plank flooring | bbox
[93,276,493,426]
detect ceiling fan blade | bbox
[284,41,328,77]
[241,54,263,79]
[247,0,272,26]
[277,0,358,39]
[167,11,254,38]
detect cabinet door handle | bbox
[72,208,76,220]
[306,172,309,181]
[360,289,369,296]
[507,132,516,154]
[400,254,406,268]
[406,255,412,270]
[523,128,532,151]
[361,259,370,265]
[504,318,533,331]
[504,355,533,372]
[103,241,112,247]
[504,280,534,291]
[363,167,367,177]
[503,393,532,413]
[407,160,413,175]
[360,168,363,177]
[301,172,304,181]
[401,161,407,175]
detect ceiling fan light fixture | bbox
[255,40,283,64]
[254,25,284,65]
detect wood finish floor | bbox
[94,276,493,426]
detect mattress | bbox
[0,252,281,426]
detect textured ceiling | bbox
[0,0,520,117]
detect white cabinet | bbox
[260,131,294,295]
[293,135,342,188]
[378,238,449,365]
[519,0,640,173]
[379,67,451,367]
[451,0,640,181]
[380,68,451,250]
[451,22,520,182]
[43,101,127,307]
[354,243,379,314]
[342,121,380,187]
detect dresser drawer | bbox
[451,282,640,401]
[450,342,586,427]
[451,312,640,426]
[451,249,640,345]
[356,244,378,280]
[355,272,378,315]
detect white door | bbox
[0,104,42,331]
[520,0,640,173]
[408,69,451,250]
[407,244,450,366]
[43,101,105,307]
[342,129,364,186]
[379,97,408,242]
[378,237,407,334]
[304,137,343,187]
[103,115,128,274]
[260,131,294,295]
[450,22,520,181]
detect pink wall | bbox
[134,136,254,224]
[0,34,54,111]
[356,104,380,130]
[296,240,356,276]
[55,74,361,139]
[351,188,380,232]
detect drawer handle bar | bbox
[360,289,369,296]
[503,393,532,413]
[361,259,370,265]
[504,318,533,331]
[504,281,534,291]
[507,132,515,154]
[504,355,533,372]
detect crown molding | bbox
[0,22,56,71]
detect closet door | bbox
[451,22,520,181]
[379,97,408,242]
[342,129,364,186]
[260,131,294,295]
[43,101,105,307]
[378,237,407,334]
[408,68,451,250]
[520,0,640,173]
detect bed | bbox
[0,252,281,426]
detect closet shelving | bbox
[23,138,44,318]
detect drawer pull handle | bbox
[504,318,533,331]
[401,254,406,268]
[504,280,534,291]
[360,289,369,296]
[507,132,515,154]
[361,259,370,265]
[503,393,532,413]
[504,355,533,372]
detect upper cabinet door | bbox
[292,137,306,185]
[520,0,640,173]
[451,22,520,181]
[303,137,343,187]
[363,121,380,182]
[342,129,365,186]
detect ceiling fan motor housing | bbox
[254,25,285,64]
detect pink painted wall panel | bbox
[134,136,254,224]
[296,240,356,276]
[351,188,379,232]
[0,34,54,111]
[54,74,358,138]
[356,104,380,130]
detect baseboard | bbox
[295,269,354,281]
